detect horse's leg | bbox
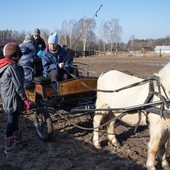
[146,129,160,170]
[107,112,120,147]
[93,103,109,150]
[158,137,170,170]
[93,113,103,150]
[160,147,170,170]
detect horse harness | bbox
[134,75,170,133]
[65,66,170,132]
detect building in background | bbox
[154,46,170,54]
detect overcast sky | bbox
[0,0,170,43]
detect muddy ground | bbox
[0,55,170,170]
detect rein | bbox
[64,65,156,93]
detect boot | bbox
[4,136,16,153]
[13,130,29,145]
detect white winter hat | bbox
[48,32,58,44]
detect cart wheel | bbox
[33,108,53,142]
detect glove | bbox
[37,50,43,58]
[58,62,64,68]
[24,99,30,110]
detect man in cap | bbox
[31,28,46,76]
[0,43,30,153]
[42,32,74,96]
[31,28,46,52]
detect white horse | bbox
[93,62,170,170]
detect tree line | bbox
[0,17,170,53]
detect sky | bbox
[0,0,170,43]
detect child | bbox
[42,32,74,96]
[0,42,30,153]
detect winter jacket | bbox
[42,45,74,77]
[30,36,46,77]
[18,42,36,85]
[19,42,36,67]
[0,60,27,114]
[31,36,46,53]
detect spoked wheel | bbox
[32,107,53,142]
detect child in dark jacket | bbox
[0,43,30,153]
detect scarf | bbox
[0,58,14,68]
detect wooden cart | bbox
[25,63,97,141]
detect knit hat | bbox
[48,32,58,44]
[3,43,21,57]
[32,28,40,36]
[23,35,32,43]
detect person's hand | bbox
[58,62,64,68]
[23,99,30,110]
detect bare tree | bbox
[67,20,76,49]
[74,17,96,51]
[102,18,122,53]
[60,20,76,49]
[40,29,50,45]
[98,20,106,52]
[61,20,69,45]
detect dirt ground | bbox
[0,55,170,170]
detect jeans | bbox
[6,112,19,137]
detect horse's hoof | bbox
[146,165,156,170]
[94,144,102,150]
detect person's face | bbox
[33,34,39,40]
[49,43,58,51]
